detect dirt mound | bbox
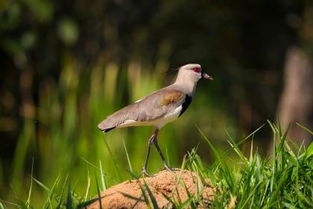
[86,169,215,209]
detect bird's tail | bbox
[97,119,117,133]
[97,104,135,133]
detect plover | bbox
[98,64,213,175]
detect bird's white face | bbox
[188,64,203,81]
[178,64,212,83]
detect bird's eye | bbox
[192,67,201,73]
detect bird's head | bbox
[176,64,213,83]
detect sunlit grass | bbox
[2,122,312,208]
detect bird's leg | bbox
[152,132,173,172]
[141,129,158,176]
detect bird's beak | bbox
[202,72,213,80]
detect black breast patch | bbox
[179,95,192,117]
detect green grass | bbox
[1,122,312,208]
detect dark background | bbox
[1,0,313,200]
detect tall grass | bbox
[2,119,313,208]
[201,122,313,208]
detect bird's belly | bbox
[154,109,181,128]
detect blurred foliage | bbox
[0,0,313,206]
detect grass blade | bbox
[66,185,73,209]
[99,160,107,191]
[123,139,133,173]
[142,180,159,209]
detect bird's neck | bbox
[174,79,198,96]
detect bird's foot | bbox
[141,168,153,177]
[163,165,179,172]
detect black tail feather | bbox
[98,126,116,133]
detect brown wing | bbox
[97,86,185,132]
[160,90,184,106]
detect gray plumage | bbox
[98,85,186,132]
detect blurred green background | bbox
[0,0,313,206]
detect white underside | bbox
[118,105,182,129]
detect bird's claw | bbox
[163,165,179,172]
[141,168,153,177]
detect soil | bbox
[86,169,215,209]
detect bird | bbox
[98,63,213,176]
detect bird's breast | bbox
[155,105,182,128]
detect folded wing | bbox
[97,87,186,132]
